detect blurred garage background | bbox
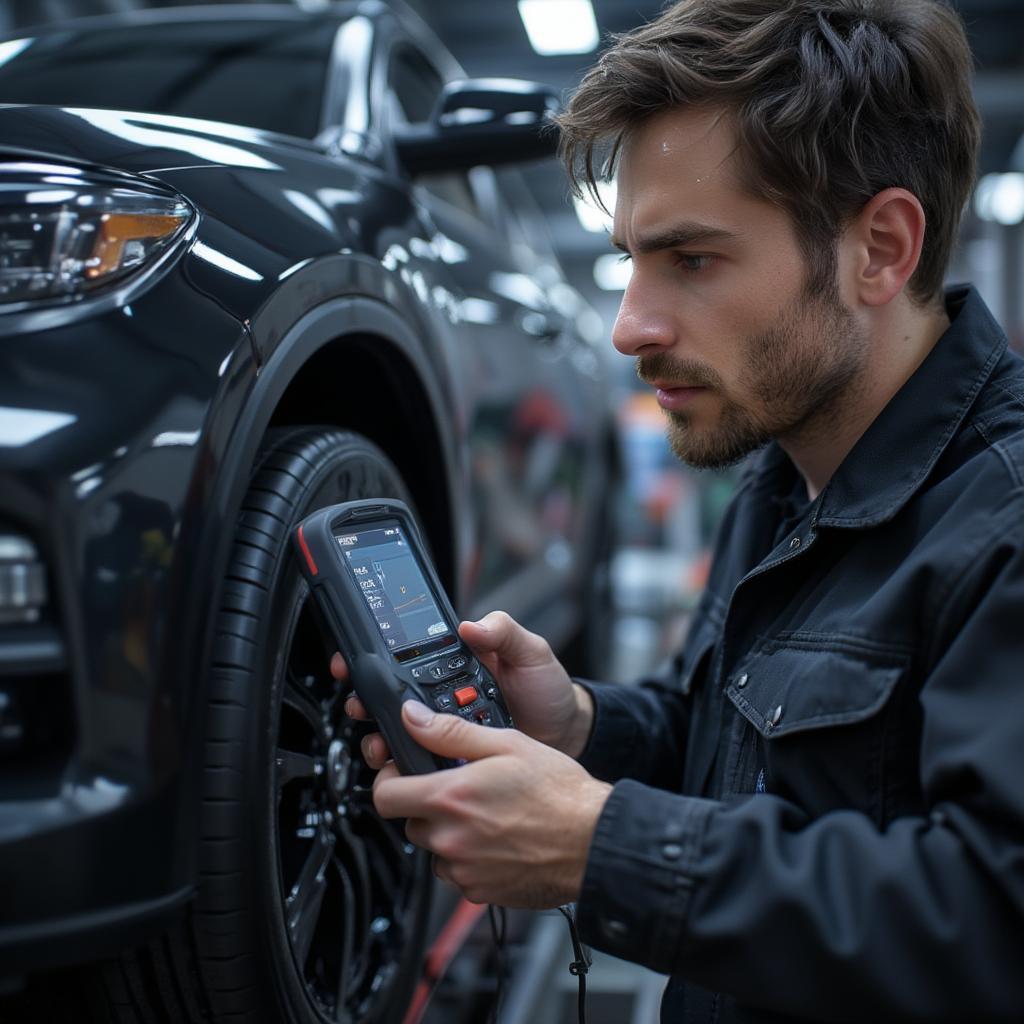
[4,0,1023,691]
[1,2,1021,1022]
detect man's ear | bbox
[843,188,926,307]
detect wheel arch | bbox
[172,296,461,881]
[265,326,457,592]
[204,293,458,616]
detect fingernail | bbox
[403,700,435,726]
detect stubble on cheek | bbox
[648,288,866,470]
[638,347,773,470]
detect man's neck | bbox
[782,299,952,501]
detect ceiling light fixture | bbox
[975,173,1024,226]
[518,0,599,56]
[593,253,632,291]
[573,180,616,233]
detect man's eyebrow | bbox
[609,223,740,255]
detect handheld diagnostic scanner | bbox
[292,499,513,775]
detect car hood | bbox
[0,103,325,174]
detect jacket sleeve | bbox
[573,651,691,789]
[576,519,1024,1023]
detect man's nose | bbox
[610,279,676,357]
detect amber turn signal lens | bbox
[87,213,187,279]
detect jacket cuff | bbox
[573,679,649,783]
[576,778,717,974]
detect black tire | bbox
[191,426,432,1024]
[5,428,433,1024]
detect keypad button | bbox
[435,692,453,710]
[454,685,479,707]
[447,654,468,672]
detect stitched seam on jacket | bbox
[925,488,1024,668]
[971,418,1024,488]
[727,675,900,735]
[759,632,915,660]
[991,377,1024,407]
[818,338,1004,528]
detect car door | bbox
[382,40,591,645]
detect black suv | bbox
[0,4,617,1021]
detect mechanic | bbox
[332,0,1024,1020]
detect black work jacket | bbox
[576,287,1024,1023]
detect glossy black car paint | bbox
[0,1,613,983]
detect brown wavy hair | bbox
[557,0,981,305]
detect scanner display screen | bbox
[336,521,451,655]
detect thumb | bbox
[458,611,553,669]
[401,699,513,761]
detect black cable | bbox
[487,904,508,1024]
[558,903,592,1024]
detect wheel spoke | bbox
[283,672,327,737]
[275,747,319,787]
[286,829,335,969]
[357,818,406,901]
[332,852,358,1019]
[335,816,373,939]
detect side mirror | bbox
[394,78,561,175]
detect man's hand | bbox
[331,610,595,767]
[372,698,611,908]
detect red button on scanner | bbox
[454,685,479,708]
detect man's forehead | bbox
[618,107,739,188]
[613,110,747,245]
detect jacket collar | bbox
[750,286,1008,529]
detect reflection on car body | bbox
[0,3,618,1023]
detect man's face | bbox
[610,107,867,469]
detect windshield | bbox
[0,17,342,139]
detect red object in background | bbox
[401,899,489,1024]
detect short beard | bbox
[638,282,866,470]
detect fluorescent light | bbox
[573,180,616,233]
[0,407,76,447]
[975,173,1024,226]
[0,38,32,71]
[594,253,632,291]
[192,241,264,281]
[518,0,599,56]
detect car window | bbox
[387,43,441,125]
[387,43,482,221]
[494,167,561,267]
[0,18,340,139]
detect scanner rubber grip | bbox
[348,652,440,776]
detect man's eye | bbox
[617,253,632,264]
[674,254,713,273]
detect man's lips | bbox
[649,381,709,411]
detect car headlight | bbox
[0,161,194,313]
[0,533,46,625]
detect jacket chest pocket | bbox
[724,643,910,822]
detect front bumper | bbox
[0,259,248,975]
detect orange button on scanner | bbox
[454,685,479,708]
